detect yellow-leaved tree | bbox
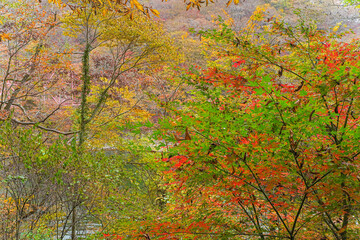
[62,4,179,147]
[60,4,180,238]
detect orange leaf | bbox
[150,8,160,17]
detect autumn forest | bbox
[0,0,359,239]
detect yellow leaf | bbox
[132,0,144,12]
[333,22,342,32]
[150,8,160,17]
[0,33,11,41]
[102,8,107,16]
[234,0,239,4]
[186,3,191,10]
[226,0,232,7]
[181,32,188,39]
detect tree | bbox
[61,3,177,147]
[143,6,360,240]
[0,0,178,238]
[0,0,73,134]
[60,3,179,238]
[0,121,80,239]
[52,0,234,17]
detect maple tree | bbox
[138,5,360,240]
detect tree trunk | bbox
[71,42,91,240]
